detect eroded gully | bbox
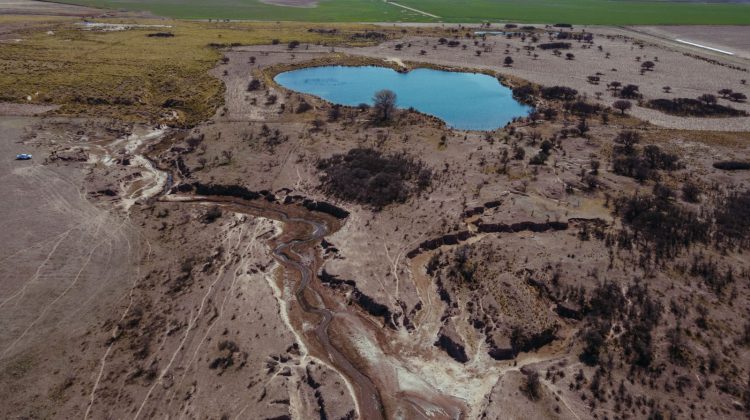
[158,195,386,420]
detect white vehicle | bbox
[15,153,32,160]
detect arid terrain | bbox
[1,10,750,420]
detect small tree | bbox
[729,92,747,102]
[662,86,671,93]
[247,79,261,91]
[613,99,632,115]
[327,105,341,122]
[620,84,640,99]
[718,88,733,98]
[682,181,701,203]
[565,52,575,60]
[698,94,717,105]
[504,56,514,67]
[614,130,640,154]
[520,370,541,401]
[372,89,397,122]
[287,40,300,50]
[641,61,655,71]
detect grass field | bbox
[0,17,398,124]
[58,0,750,24]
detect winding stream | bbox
[158,195,385,419]
[103,127,386,418]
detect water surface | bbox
[274,66,531,130]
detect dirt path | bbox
[384,0,440,19]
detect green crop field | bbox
[58,0,750,25]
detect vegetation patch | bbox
[646,98,748,117]
[713,161,750,171]
[0,19,400,126]
[316,148,432,209]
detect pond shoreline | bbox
[266,59,533,131]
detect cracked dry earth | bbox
[2,34,750,420]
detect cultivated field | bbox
[58,0,750,24]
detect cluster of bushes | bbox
[147,32,174,38]
[647,98,748,117]
[538,42,571,50]
[540,85,578,101]
[564,100,603,116]
[316,148,432,209]
[529,140,554,165]
[511,84,537,103]
[689,253,736,294]
[613,190,708,260]
[351,31,386,40]
[714,188,750,250]
[580,280,662,369]
[610,183,750,262]
[611,131,680,182]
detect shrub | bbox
[316,148,432,209]
[714,189,750,250]
[529,151,549,165]
[247,79,261,91]
[681,181,701,203]
[295,101,312,113]
[520,370,541,400]
[327,105,341,122]
[511,84,536,102]
[202,206,222,224]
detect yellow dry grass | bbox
[0,18,396,125]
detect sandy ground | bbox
[630,25,750,60]
[0,116,140,418]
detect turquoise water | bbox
[273,66,531,131]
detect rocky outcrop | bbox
[188,182,263,201]
[175,183,350,220]
[462,200,503,218]
[511,326,558,354]
[476,220,568,234]
[434,327,469,363]
[319,270,395,329]
[556,302,583,320]
[406,231,473,258]
[405,221,569,258]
